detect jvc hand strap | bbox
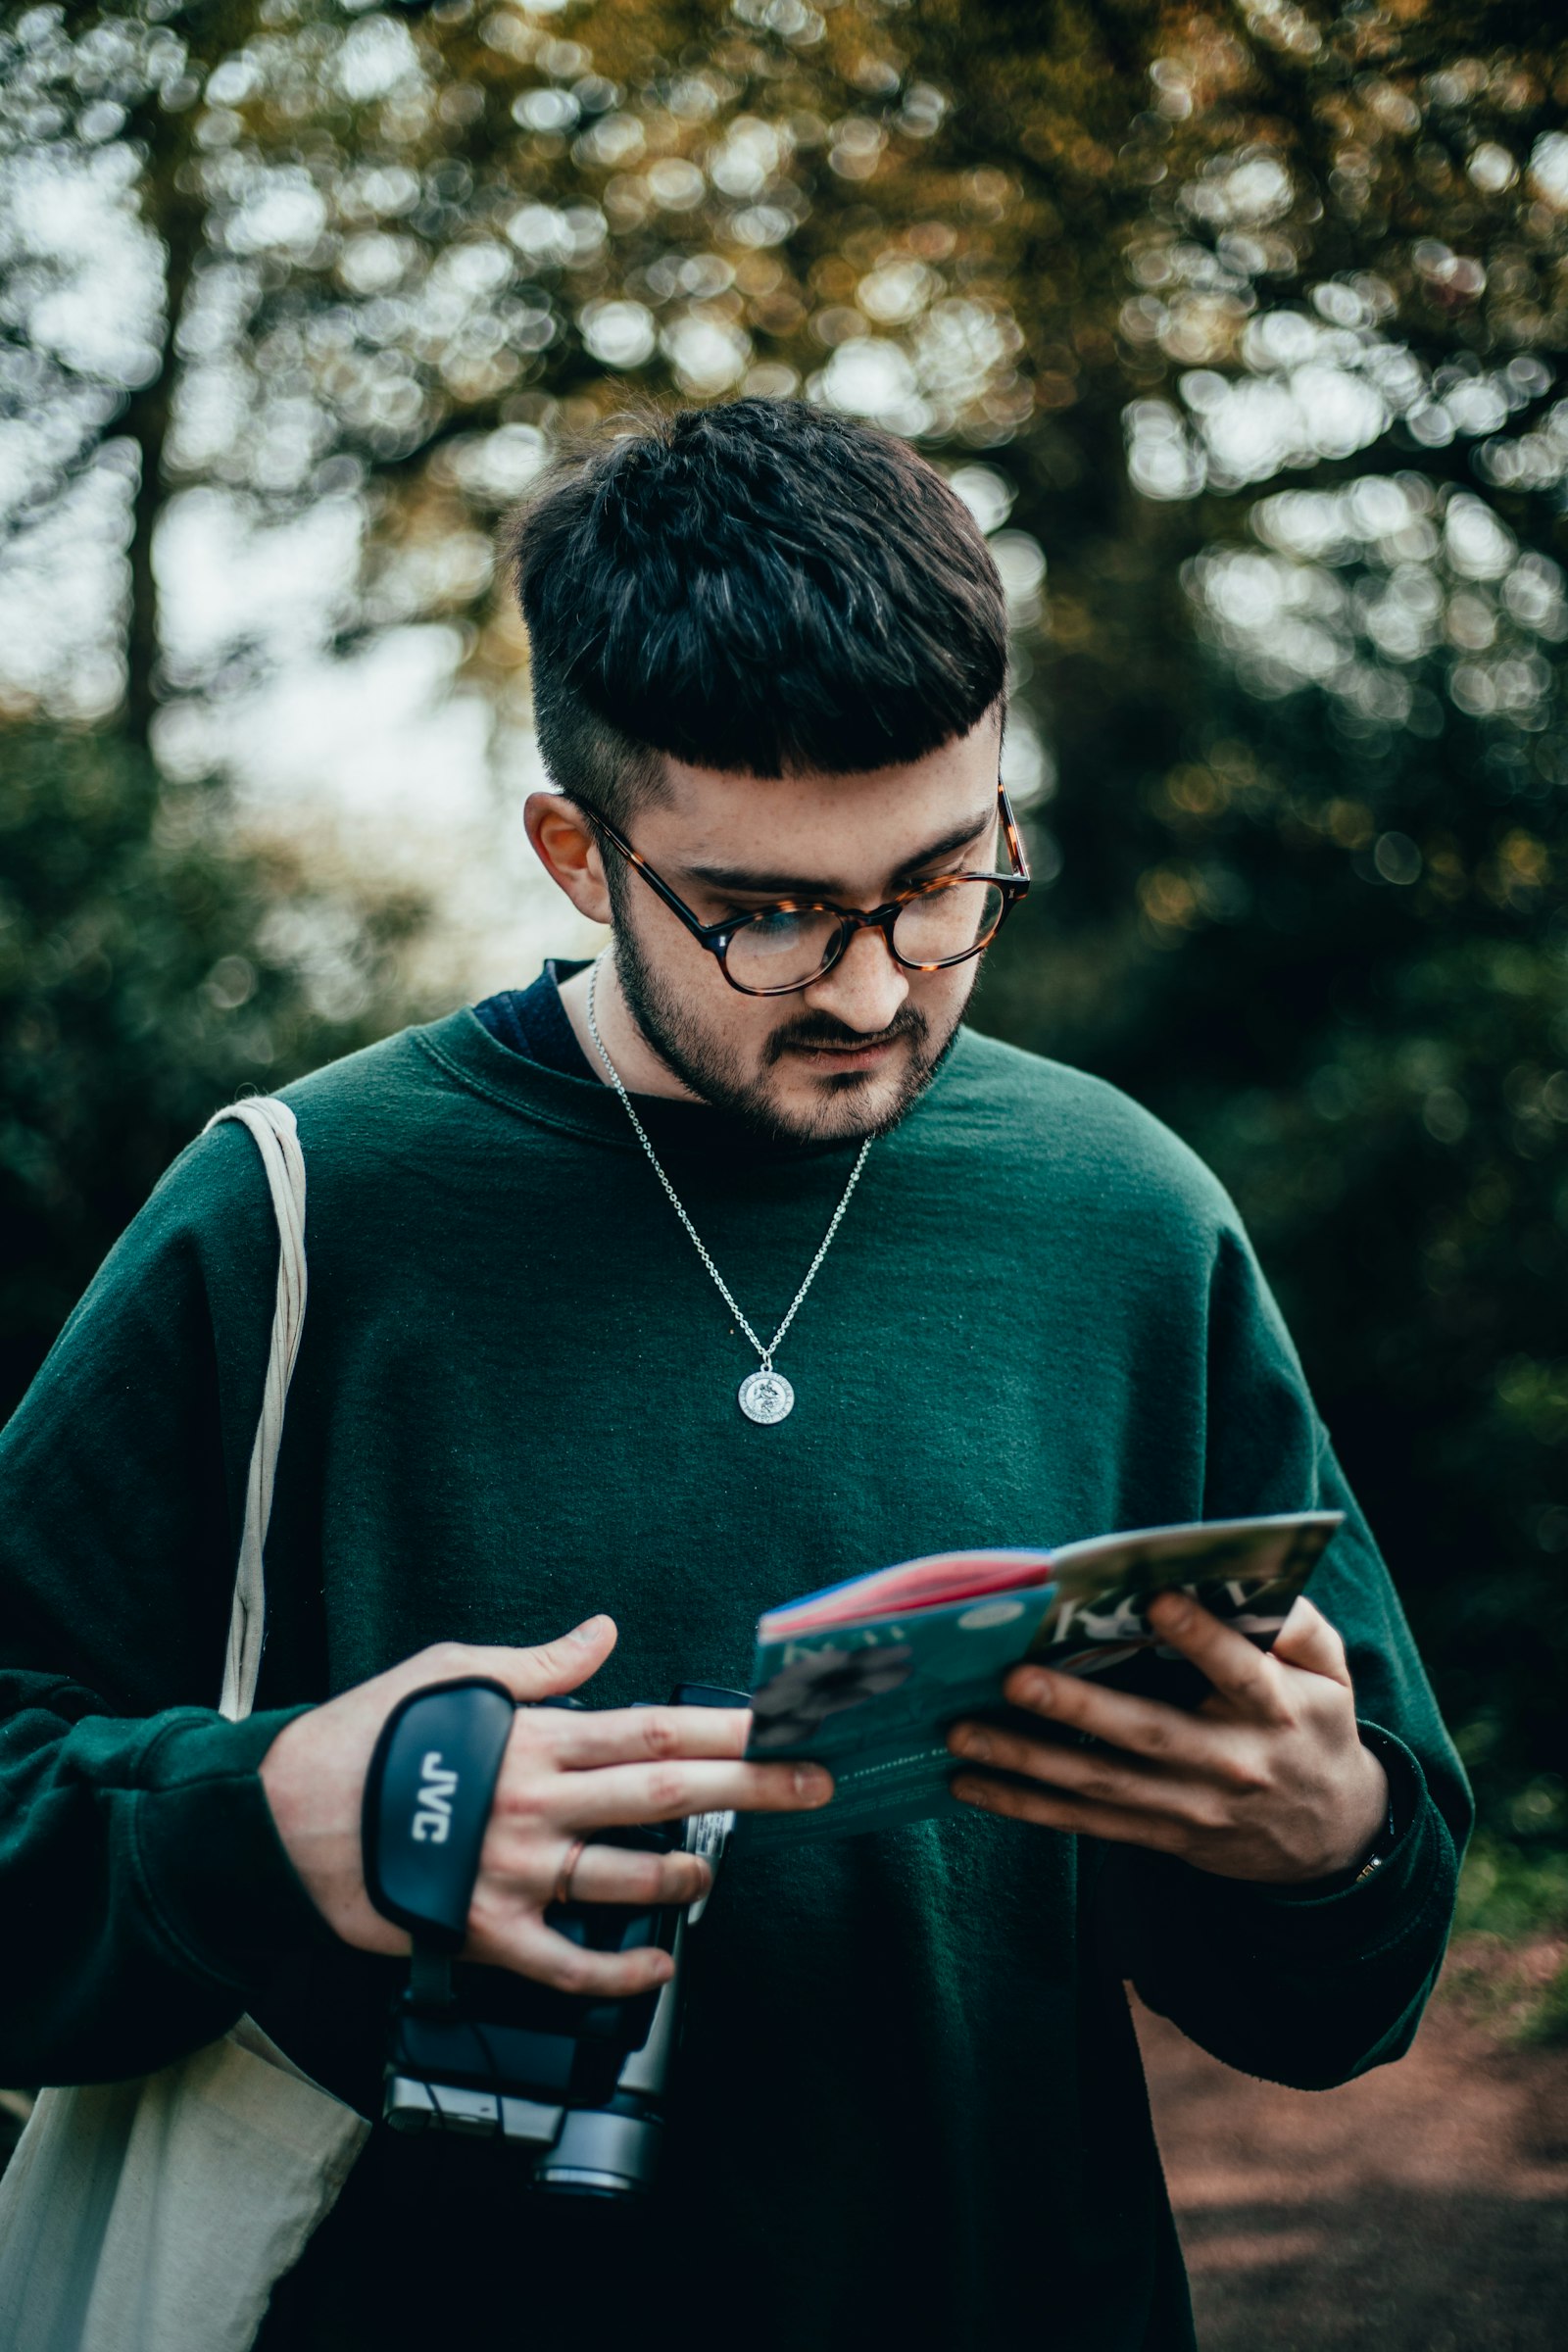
[362,1680,514,1975]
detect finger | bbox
[557,1756,832,1831]
[947,1720,1207,1823]
[473,1912,676,1998]
[949,1771,1188,1852]
[561,1842,711,1909]
[535,1703,751,1771]
[1000,1665,1241,1773]
[1144,1592,1292,1723]
[1268,1595,1351,1688]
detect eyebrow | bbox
[683,808,997,901]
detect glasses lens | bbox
[725,906,843,993]
[892,879,1006,969]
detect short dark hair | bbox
[504,399,1008,822]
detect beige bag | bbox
[0,1098,368,2352]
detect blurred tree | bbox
[0,0,1563,1834]
[0,721,426,1408]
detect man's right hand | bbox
[259,1615,831,1997]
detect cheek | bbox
[914,961,980,1032]
[629,899,726,1002]
[636,911,783,1047]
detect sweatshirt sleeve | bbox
[0,1124,335,2086]
[1100,1218,1473,2090]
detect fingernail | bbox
[958,1729,992,1761]
[570,1614,609,1641]
[1014,1670,1052,1710]
[794,1766,831,1801]
[1154,1593,1190,1629]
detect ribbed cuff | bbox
[129,1705,340,1987]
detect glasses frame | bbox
[579,774,1032,999]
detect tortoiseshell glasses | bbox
[579,775,1031,999]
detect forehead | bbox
[638,715,1002,892]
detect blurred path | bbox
[1137,1986,1568,2350]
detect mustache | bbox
[764,1005,929,1066]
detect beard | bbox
[612,905,967,1146]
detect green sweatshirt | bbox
[0,1009,1468,2351]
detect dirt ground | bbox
[1136,1977,1568,2351]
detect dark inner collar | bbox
[471,958,597,1086]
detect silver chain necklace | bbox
[585,952,872,1424]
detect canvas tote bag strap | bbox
[201,1099,307,1724]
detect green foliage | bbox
[0,724,427,1406]
[1456,1834,1568,1944]
[1446,1833,1568,2041]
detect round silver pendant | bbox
[738,1369,795,1426]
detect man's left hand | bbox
[947,1592,1390,1885]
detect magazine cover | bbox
[739,1512,1343,1846]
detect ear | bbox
[525,793,613,925]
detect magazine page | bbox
[739,1512,1343,1848]
[759,1547,1056,1642]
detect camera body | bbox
[362,1678,739,2197]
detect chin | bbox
[770,1069,910,1144]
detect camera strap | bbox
[361,1678,515,2001]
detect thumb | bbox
[516,1614,619,1699]
[458,1615,619,1703]
[1268,1595,1350,1687]
[378,1620,620,1716]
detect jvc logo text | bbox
[412,1750,459,1843]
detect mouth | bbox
[782,1033,907,1076]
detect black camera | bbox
[361,1677,739,2198]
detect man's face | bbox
[602,713,1004,1146]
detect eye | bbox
[748,906,807,930]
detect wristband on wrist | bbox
[1348,1725,1410,1882]
[1353,1791,1399,1881]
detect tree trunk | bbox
[119,126,205,758]
[117,0,260,756]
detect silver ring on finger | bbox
[552,1837,586,1908]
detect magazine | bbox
[738,1512,1343,1846]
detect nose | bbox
[800,919,910,1036]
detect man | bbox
[0,400,1468,2349]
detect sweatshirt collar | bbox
[412,984,970,1171]
[412,1004,862,1168]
